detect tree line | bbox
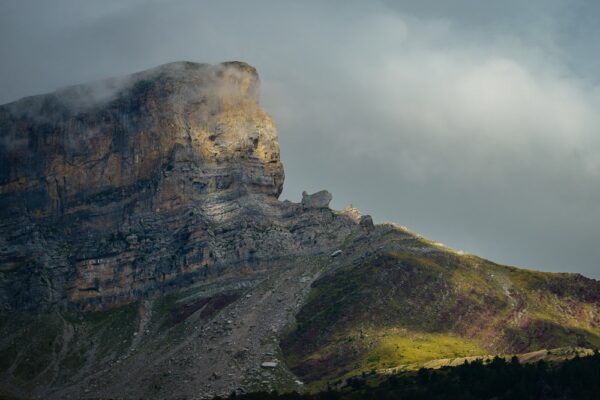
[215,351,600,400]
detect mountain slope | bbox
[281,227,600,384]
[0,61,598,399]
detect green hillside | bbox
[281,227,600,385]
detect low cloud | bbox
[328,15,600,186]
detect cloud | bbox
[331,15,600,185]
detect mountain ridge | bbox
[0,61,598,399]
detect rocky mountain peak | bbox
[0,62,295,311]
[0,62,365,312]
[0,61,284,218]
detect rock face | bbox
[0,61,364,312]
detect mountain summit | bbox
[0,61,286,311]
[0,62,598,399]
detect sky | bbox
[1,0,599,279]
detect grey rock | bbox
[360,215,374,230]
[330,250,342,257]
[301,190,332,209]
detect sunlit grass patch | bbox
[362,330,486,371]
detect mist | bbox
[1,0,599,278]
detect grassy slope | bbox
[0,302,139,392]
[281,228,600,386]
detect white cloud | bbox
[318,13,600,186]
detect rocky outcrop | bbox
[339,204,374,231]
[1,61,283,208]
[301,190,332,209]
[0,61,370,312]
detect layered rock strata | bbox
[0,61,364,312]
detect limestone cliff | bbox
[0,61,359,312]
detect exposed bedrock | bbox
[0,61,370,312]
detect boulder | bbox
[301,190,332,209]
[359,215,374,230]
[260,361,278,368]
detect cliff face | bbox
[0,61,284,209]
[0,61,356,312]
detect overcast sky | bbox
[1,0,599,279]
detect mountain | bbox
[0,61,598,399]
